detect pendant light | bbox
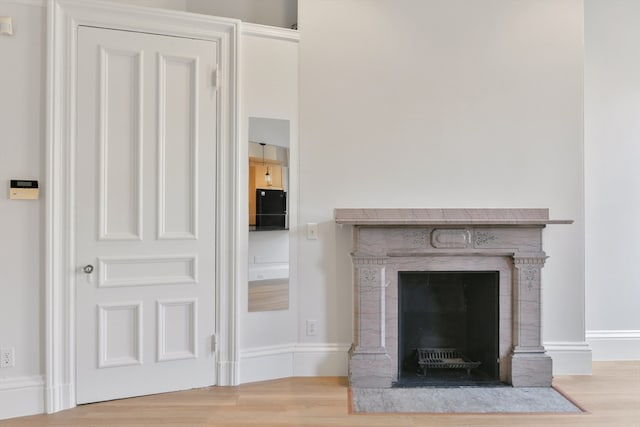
[259,143,272,186]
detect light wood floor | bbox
[3,361,638,426]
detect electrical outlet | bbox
[307,223,318,240]
[0,348,15,368]
[306,320,317,336]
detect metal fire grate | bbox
[416,348,481,376]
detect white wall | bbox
[585,0,640,360]
[0,0,46,420]
[239,28,302,383]
[297,0,589,372]
[187,0,297,29]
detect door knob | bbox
[83,264,94,274]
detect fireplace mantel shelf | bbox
[334,208,572,226]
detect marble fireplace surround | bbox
[334,208,572,388]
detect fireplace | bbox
[398,271,499,386]
[334,208,572,389]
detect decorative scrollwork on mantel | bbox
[360,268,379,285]
[513,255,546,292]
[475,231,497,246]
[522,267,538,291]
[402,229,428,246]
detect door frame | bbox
[45,0,240,413]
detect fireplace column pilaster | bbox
[510,253,552,387]
[349,255,392,388]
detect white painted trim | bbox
[239,343,350,383]
[241,22,299,42]
[586,329,640,339]
[0,375,44,391]
[3,0,45,7]
[545,341,593,375]
[46,0,240,413]
[218,6,241,390]
[0,376,45,421]
[294,343,351,353]
[240,343,295,359]
[586,330,640,361]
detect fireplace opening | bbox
[396,271,501,387]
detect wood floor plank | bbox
[2,361,638,426]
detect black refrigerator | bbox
[255,189,287,230]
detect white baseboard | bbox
[544,341,593,375]
[239,343,350,384]
[586,330,640,361]
[239,344,294,384]
[293,343,349,376]
[0,375,45,420]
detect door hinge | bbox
[211,67,219,90]
[212,334,218,352]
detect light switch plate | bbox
[307,223,318,240]
[0,17,13,36]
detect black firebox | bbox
[396,271,500,387]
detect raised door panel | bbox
[97,255,198,288]
[158,54,198,240]
[99,47,143,241]
[98,302,143,368]
[157,298,198,362]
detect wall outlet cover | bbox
[0,348,15,368]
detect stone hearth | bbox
[334,208,572,388]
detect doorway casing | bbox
[46,0,240,413]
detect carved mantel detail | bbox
[350,256,392,387]
[475,231,497,246]
[402,229,428,246]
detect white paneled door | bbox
[76,26,218,404]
